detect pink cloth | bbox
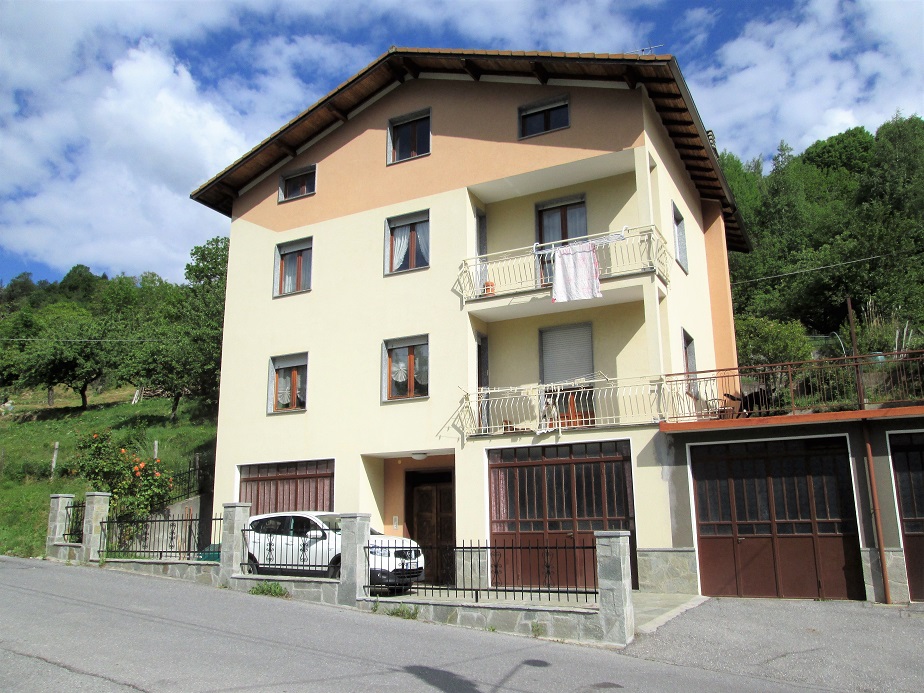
[552,241,602,302]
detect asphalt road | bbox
[0,556,810,693]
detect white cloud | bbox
[687,0,923,160]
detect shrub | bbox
[385,604,420,620]
[249,581,290,598]
[75,430,172,519]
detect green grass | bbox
[0,385,216,557]
[0,477,89,557]
[249,581,290,598]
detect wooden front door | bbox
[693,438,864,600]
[889,433,924,601]
[407,472,455,584]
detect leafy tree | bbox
[735,315,814,366]
[18,302,109,408]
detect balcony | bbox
[457,225,670,303]
[460,352,924,437]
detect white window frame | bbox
[387,108,431,164]
[277,165,316,203]
[382,335,429,401]
[273,237,313,297]
[673,203,688,273]
[384,210,430,275]
[518,95,570,139]
[268,353,308,413]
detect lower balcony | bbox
[461,352,924,437]
[457,225,670,302]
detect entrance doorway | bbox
[405,471,455,584]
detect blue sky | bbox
[1,0,921,285]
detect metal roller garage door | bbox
[239,460,334,515]
[692,438,864,600]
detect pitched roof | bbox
[190,47,749,252]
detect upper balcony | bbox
[459,351,924,437]
[457,225,670,318]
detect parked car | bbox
[195,543,221,561]
[245,512,425,587]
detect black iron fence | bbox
[165,453,214,506]
[63,501,85,543]
[369,540,598,603]
[100,514,223,560]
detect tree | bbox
[735,315,814,367]
[18,302,109,408]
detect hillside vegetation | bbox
[0,385,216,557]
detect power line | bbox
[731,246,924,286]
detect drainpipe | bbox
[862,422,891,604]
[848,298,891,603]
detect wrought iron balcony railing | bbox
[661,351,924,422]
[458,225,670,302]
[461,352,924,436]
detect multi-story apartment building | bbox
[192,49,921,602]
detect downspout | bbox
[848,298,891,603]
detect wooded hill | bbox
[722,113,924,365]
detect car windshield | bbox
[315,514,384,535]
[316,514,341,532]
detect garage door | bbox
[692,438,864,600]
[239,460,334,515]
[889,433,924,601]
[489,441,636,589]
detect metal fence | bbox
[100,514,223,560]
[661,351,924,422]
[371,540,598,604]
[63,500,85,543]
[164,453,214,506]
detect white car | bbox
[245,512,424,587]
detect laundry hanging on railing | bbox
[552,240,602,302]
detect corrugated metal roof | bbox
[190,47,749,252]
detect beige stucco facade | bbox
[209,68,738,593]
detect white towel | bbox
[552,241,602,302]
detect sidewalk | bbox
[622,597,924,692]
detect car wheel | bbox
[248,554,260,575]
[327,559,341,579]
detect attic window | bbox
[388,109,430,164]
[278,166,316,202]
[519,96,569,139]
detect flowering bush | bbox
[75,430,173,519]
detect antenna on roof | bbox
[627,43,665,56]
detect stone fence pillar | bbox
[337,513,371,608]
[595,530,635,646]
[219,503,251,587]
[81,492,111,564]
[46,494,75,557]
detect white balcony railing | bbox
[462,374,666,436]
[458,225,670,302]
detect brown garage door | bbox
[889,433,924,601]
[489,441,636,589]
[240,460,334,515]
[692,438,864,600]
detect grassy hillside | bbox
[0,385,217,557]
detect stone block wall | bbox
[636,548,698,594]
